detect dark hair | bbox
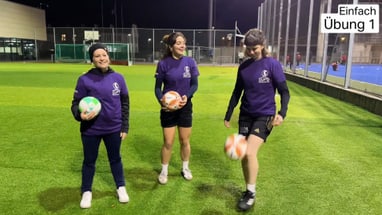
[161,32,186,58]
[244,28,268,57]
[88,43,108,62]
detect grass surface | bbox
[0,63,382,215]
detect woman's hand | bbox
[272,114,284,126]
[224,120,230,128]
[178,95,188,108]
[120,132,127,140]
[80,110,97,121]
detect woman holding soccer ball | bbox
[224,29,290,211]
[154,32,199,185]
[71,43,130,208]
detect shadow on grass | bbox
[125,167,161,191]
[195,182,256,214]
[38,187,113,212]
[125,167,204,190]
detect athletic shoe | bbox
[80,191,92,209]
[237,190,256,211]
[181,168,193,180]
[158,172,168,184]
[116,186,129,203]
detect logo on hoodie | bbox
[112,82,120,96]
[258,70,270,83]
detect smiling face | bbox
[171,36,186,59]
[92,48,110,71]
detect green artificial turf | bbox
[0,63,381,215]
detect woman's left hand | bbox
[120,132,127,140]
[178,95,188,108]
[272,114,284,126]
[81,110,97,121]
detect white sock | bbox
[161,164,168,175]
[247,184,256,193]
[182,161,189,170]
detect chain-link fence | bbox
[259,0,382,96]
[39,27,240,65]
[1,0,381,96]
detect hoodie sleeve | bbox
[120,93,130,133]
[71,77,86,121]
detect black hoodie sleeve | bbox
[224,72,243,121]
[187,75,198,98]
[154,77,164,106]
[276,81,290,118]
[121,93,130,133]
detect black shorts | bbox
[238,114,274,142]
[160,101,193,128]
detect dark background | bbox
[7,0,262,31]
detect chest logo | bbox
[183,66,191,78]
[112,82,121,96]
[258,70,270,83]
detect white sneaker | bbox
[80,191,92,209]
[181,168,193,180]
[117,186,129,203]
[158,172,168,185]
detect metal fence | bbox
[2,0,381,96]
[40,27,239,65]
[260,0,382,66]
[258,0,382,96]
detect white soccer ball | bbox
[79,96,102,116]
[162,91,181,110]
[224,133,247,160]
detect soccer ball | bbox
[224,134,247,160]
[162,91,181,110]
[79,96,102,115]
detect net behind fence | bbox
[55,43,131,65]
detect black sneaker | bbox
[237,190,255,211]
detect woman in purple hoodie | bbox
[224,29,290,212]
[154,32,199,185]
[71,43,129,209]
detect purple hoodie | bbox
[71,68,129,135]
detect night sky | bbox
[8,0,262,32]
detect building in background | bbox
[0,1,46,61]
